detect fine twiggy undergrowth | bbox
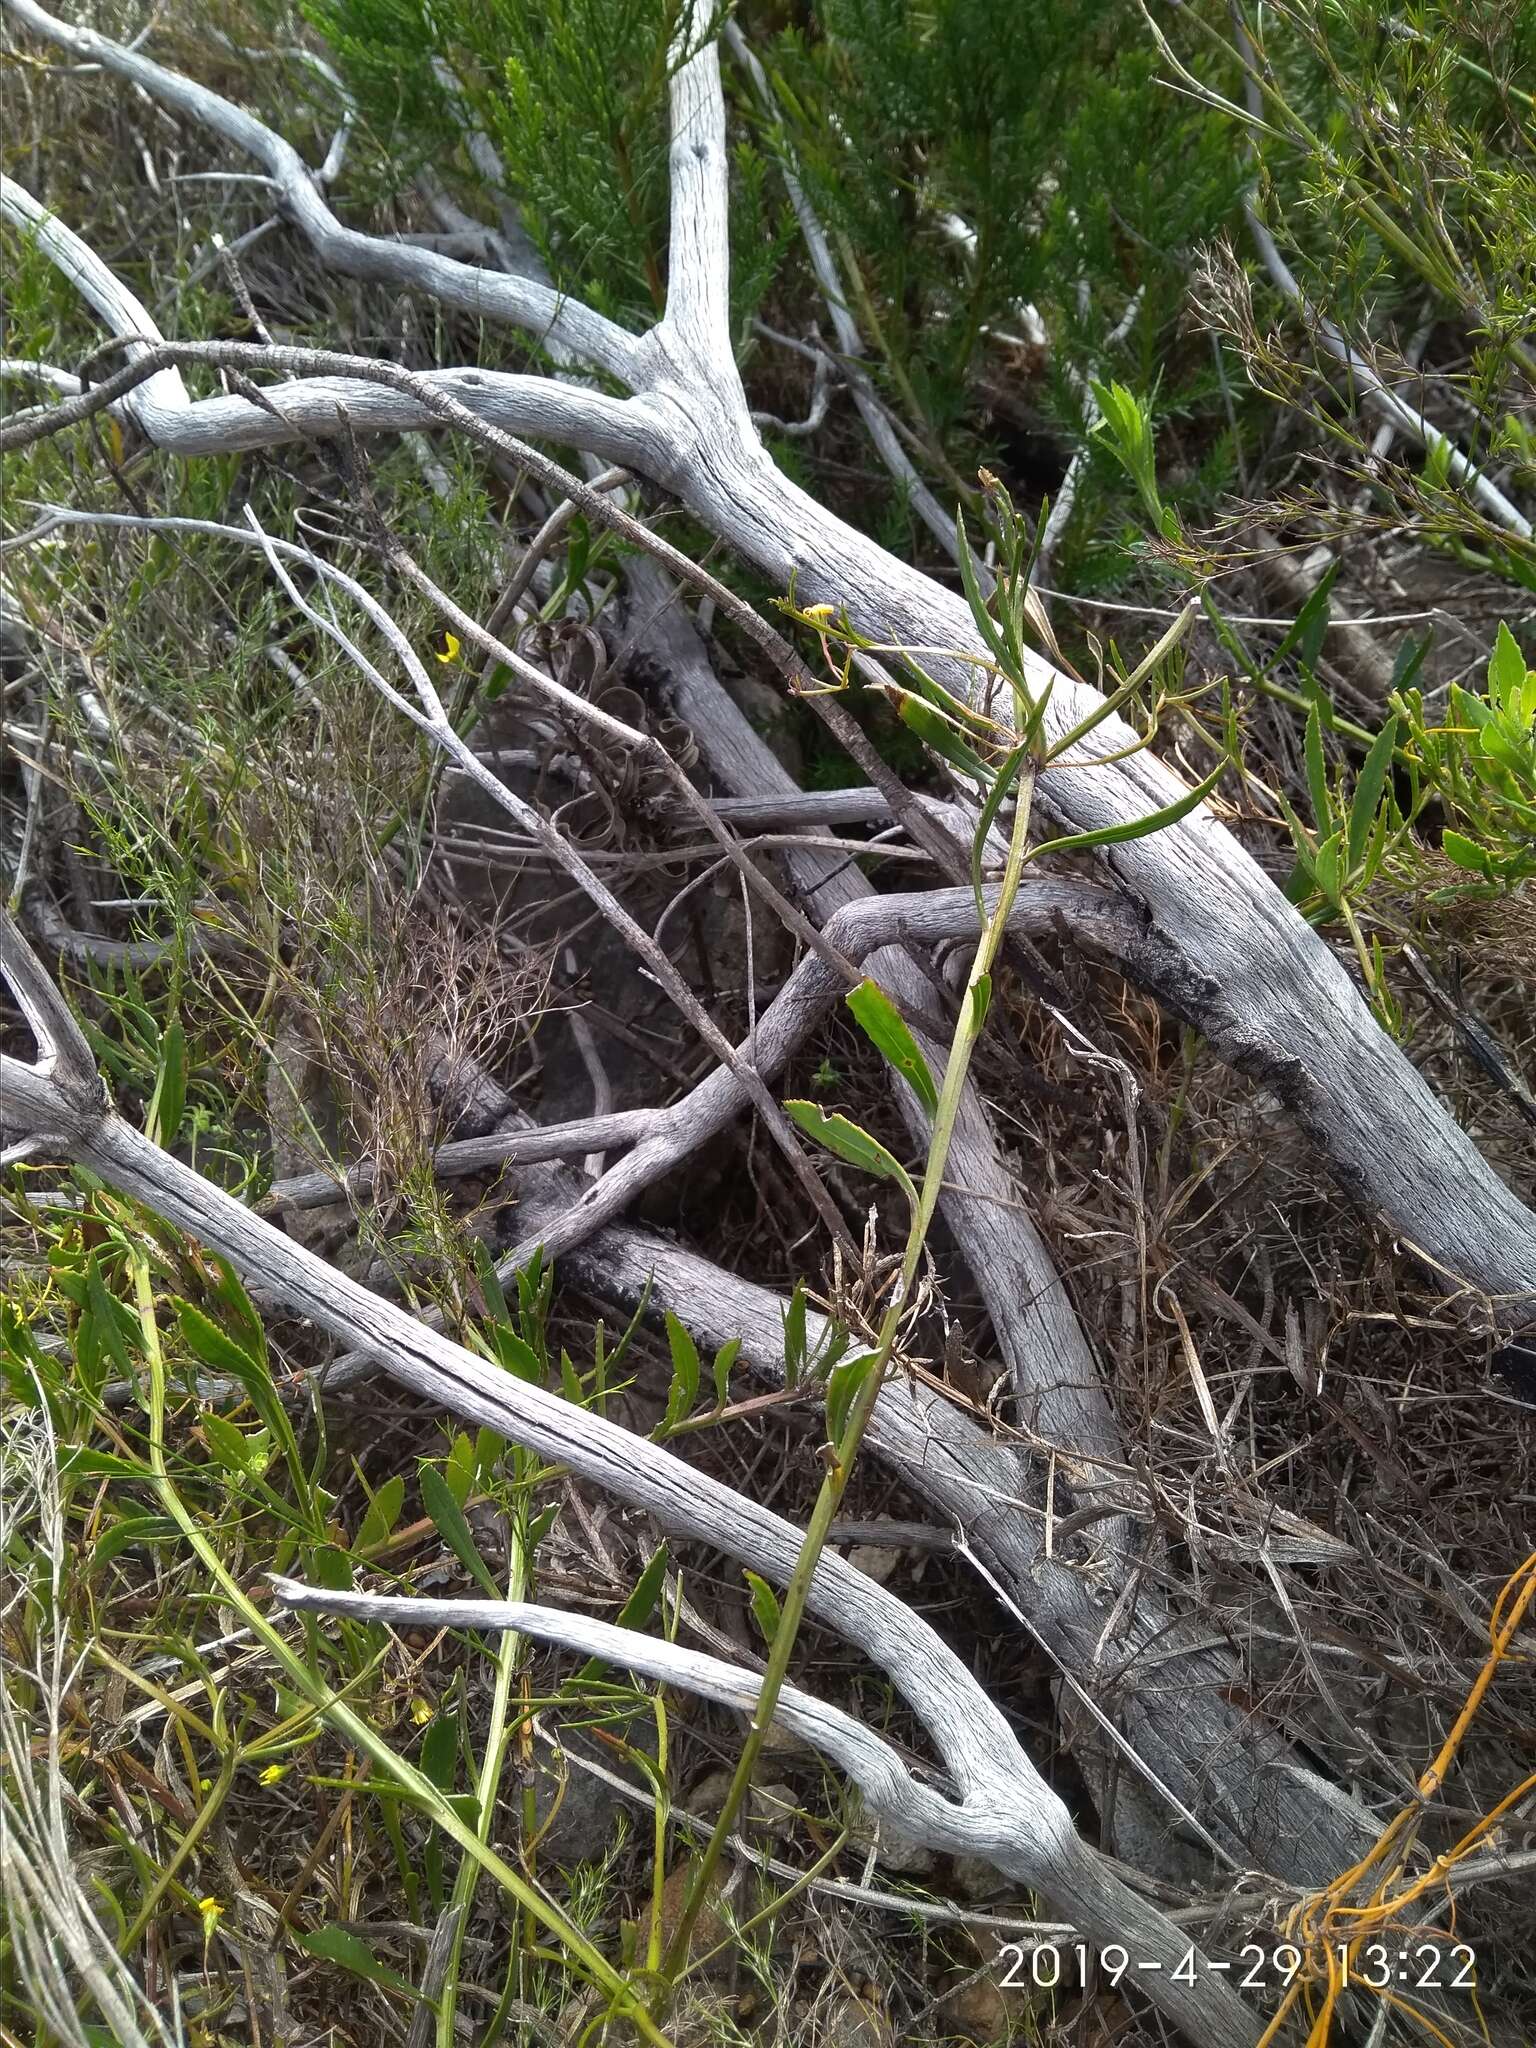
[4,4,1536,2046]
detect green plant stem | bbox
[647,1694,670,1976]
[438,1470,531,2048]
[682,1824,850,1982]
[116,1737,240,1953]
[129,1254,675,2048]
[653,760,1038,2006]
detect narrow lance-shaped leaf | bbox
[420,1710,460,1793]
[1029,761,1225,860]
[84,1255,136,1385]
[1264,559,1339,676]
[145,1013,186,1149]
[573,1543,672,1684]
[418,1461,501,1597]
[1304,701,1331,834]
[1346,716,1399,877]
[661,1310,701,1431]
[355,1474,405,1553]
[783,1280,808,1388]
[444,1430,475,1508]
[1312,829,1343,909]
[1488,621,1526,712]
[845,979,938,1116]
[893,691,991,781]
[711,1337,740,1410]
[1391,631,1433,694]
[295,1925,424,2004]
[955,507,1009,668]
[970,744,1028,922]
[784,1100,917,1203]
[825,1351,880,1449]
[1296,571,1336,672]
[744,1569,781,1647]
[617,1544,670,1632]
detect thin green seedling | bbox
[649,477,1224,2014]
[430,1466,533,2048]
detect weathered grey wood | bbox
[529,1198,1379,1892]
[6,0,1531,1315]
[0,913,1264,2047]
[615,553,1125,1469]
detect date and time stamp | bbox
[992,1938,1480,1997]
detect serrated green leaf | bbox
[1441,828,1494,877]
[1451,683,1491,732]
[743,1569,781,1647]
[419,1462,500,1597]
[844,979,938,1115]
[201,1410,270,1480]
[89,1513,182,1573]
[478,1321,543,1383]
[1275,788,1317,864]
[202,1254,266,1358]
[176,1299,262,1384]
[61,1447,146,1479]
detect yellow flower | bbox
[197,1897,224,1939]
[410,1696,434,1726]
[432,631,461,664]
[258,1763,287,1786]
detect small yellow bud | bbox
[258,1763,287,1786]
[410,1696,434,1726]
[802,603,834,623]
